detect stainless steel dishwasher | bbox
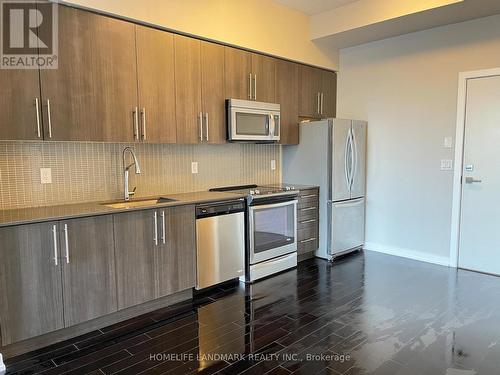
[195,199,245,289]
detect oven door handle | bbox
[249,199,298,211]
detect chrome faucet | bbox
[122,147,141,201]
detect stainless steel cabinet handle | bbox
[153,211,158,246]
[300,207,317,211]
[35,98,41,138]
[52,225,58,266]
[301,194,317,199]
[46,99,52,138]
[300,237,317,244]
[141,107,146,141]
[248,73,252,99]
[317,92,320,114]
[254,74,257,100]
[133,107,139,140]
[300,219,317,224]
[320,93,324,115]
[204,112,209,142]
[161,211,166,245]
[199,112,203,142]
[64,224,70,264]
[465,177,482,184]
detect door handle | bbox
[35,98,41,138]
[52,225,58,266]
[248,73,252,99]
[46,99,53,138]
[64,224,70,264]
[317,92,320,114]
[199,112,203,142]
[204,112,209,142]
[140,107,146,141]
[465,177,482,184]
[161,210,166,245]
[254,74,257,100]
[133,107,139,140]
[153,211,158,246]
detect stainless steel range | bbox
[209,184,299,282]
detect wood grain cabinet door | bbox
[276,59,299,145]
[321,70,337,118]
[201,41,226,144]
[175,35,203,144]
[113,210,157,310]
[298,65,322,119]
[251,54,276,103]
[224,47,252,100]
[59,216,117,326]
[0,222,64,345]
[39,6,138,142]
[0,70,43,140]
[156,205,196,297]
[136,26,177,143]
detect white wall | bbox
[337,14,500,265]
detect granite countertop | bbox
[0,191,245,228]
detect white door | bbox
[459,75,500,275]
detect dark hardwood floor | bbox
[5,250,500,374]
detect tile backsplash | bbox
[0,142,281,210]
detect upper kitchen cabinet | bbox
[321,70,337,118]
[276,59,299,145]
[0,70,43,140]
[251,54,276,103]
[298,65,323,119]
[135,26,176,143]
[224,47,252,101]
[299,65,337,119]
[174,35,202,144]
[39,6,138,142]
[201,41,226,144]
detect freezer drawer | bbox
[330,198,365,256]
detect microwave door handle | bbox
[268,114,275,139]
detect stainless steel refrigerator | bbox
[282,119,367,260]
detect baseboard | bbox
[364,242,450,267]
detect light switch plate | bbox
[40,168,52,184]
[440,159,453,171]
[271,159,276,171]
[191,162,198,174]
[444,137,453,148]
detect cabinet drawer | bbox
[298,227,317,241]
[299,188,319,199]
[298,237,318,254]
[298,215,318,230]
[298,205,318,220]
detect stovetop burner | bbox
[209,184,299,201]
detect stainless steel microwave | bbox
[227,99,280,142]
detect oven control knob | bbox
[285,186,291,191]
[250,190,255,195]
[255,189,260,195]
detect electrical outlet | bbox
[271,159,276,171]
[40,168,52,184]
[440,159,453,171]
[444,137,453,148]
[191,162,198,174]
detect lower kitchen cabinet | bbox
[157,206,196,297]
[113,205,196,309]
[113,209,157,309]
[60,216,117,326]
[0,222,64,345]
[297,188,320,255]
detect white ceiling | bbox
[275,0,359,15]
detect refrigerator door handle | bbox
[349,127,357,190]
[344,130,351,190]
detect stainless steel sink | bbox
[101,197,177,209]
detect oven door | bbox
[249,199,297,264]
[229,107,280,142]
